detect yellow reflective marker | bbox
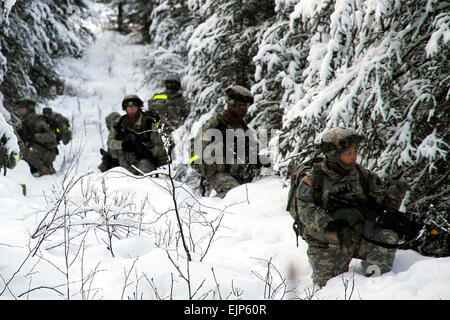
[56,128,61,133]
[68,126,71,131]
[153,94,168,100]
[190,154,200,164]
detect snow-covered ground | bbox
[0,2,449,300]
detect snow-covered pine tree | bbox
[276,0,449,256]
[92,0,450,256]
[249,0,308,132]
[126,1,193,97]
[149,0,193,55]
[120,0,155,40]
[0,0,20,162]
[185,0,275,116]
[123,0,195,54]
[0,0,91,123]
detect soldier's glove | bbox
[324,219,352,248]
[122,136,137,152]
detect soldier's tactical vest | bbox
[196,114,254,181]
[286,158,370,241]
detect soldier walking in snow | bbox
[190,85,269,198]
[286,127,410,288]
[14,98,58,177]
[108,94,168,175]
[147,77,189,135]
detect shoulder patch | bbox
[297,176,313,202]
[302,176,313,189]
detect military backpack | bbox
[44,113,72,145]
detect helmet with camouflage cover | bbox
[164,77,181,91]
[42,107,53,117]
[320,127,362,169]
[321,127,362,154]
[105,111,121,131]
[122,94,144,110]
[16,98,37,113]
[224,85,254,109]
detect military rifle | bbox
[326,194,424,248]
[115,123,157,158]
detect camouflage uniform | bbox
[98,112,121,172]
[108,95,168,175]
[190,85,265,198]
[15,99,58,176]
[42,107,72,145]
[147,78,189,135]
[287,127,408,287]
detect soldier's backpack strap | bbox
[286,161,305,247]
[286,157,323,246]
[285,162,304,212]
[114,115,127,140]
[311,162,325,207]
[355,165,371,196]
[287,157,323,212]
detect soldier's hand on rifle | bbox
[122,136,137,152]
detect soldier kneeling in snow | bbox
[190,85,270,198]
[108,95,168,175]
[287,127,409,288]
[15,99,58,177]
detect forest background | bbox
[0,0,448,263]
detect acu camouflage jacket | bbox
[287,158,406,244]
[17,112,58,150]
[108,111,168,168]
[190,113,261,184]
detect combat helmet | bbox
[224,85,254,107]
[105,112,121,130]
[122,94,144,110]
[320,127,362,169]
[42,107,53,116]
[164,77,181,91]
[16,98,37,112]
[321,127,362,153]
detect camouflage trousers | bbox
[306,227,398,287]
[118,152,155,176]
[21,143,57,173]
